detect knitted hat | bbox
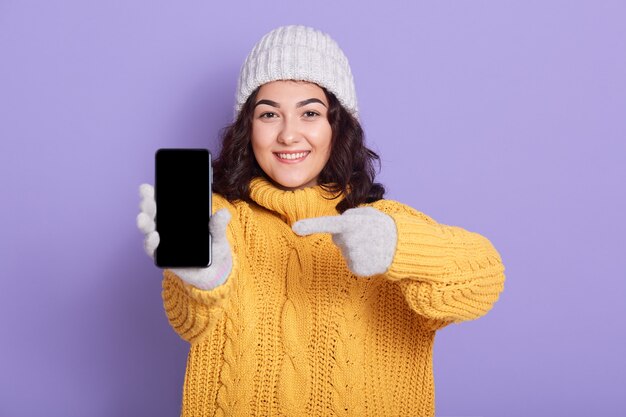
[235,25,358,117]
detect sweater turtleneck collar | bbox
[249,177,342,225]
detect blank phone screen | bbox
[155,149,211,268]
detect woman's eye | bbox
[260,112,277,119]
[304,111,320,118]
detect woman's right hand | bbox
[136,184,233,290]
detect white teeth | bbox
[276,152,309,160]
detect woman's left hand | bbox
[292,207,397,277]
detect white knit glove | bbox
[292,207,397,277]
[136,184,233,290]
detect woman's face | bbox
[251,80,332,190]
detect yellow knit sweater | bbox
[162,177,505,417]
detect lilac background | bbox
[1,1,625,416]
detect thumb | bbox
[210,208,231,243]
[292,215,347,236]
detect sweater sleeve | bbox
[161,194,241,343]
[371,200,506,329]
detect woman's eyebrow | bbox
[254,98,327,108]
[296,98,327,108]
[255,99,280,108]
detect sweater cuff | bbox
[384,213,503,284]
[164,268,231,308]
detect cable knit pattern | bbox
[161,177,505,416]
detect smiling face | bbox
[251,80,333,190]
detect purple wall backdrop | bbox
[1,1,624,416]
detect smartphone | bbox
[155,149,212,268]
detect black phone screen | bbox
[155,149,212,268]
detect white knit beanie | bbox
[235,25,358,117]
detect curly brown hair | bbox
[212,86,385,213]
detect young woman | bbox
[137,25,505,417]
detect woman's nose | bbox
[277,119,301,145]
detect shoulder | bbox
[212,192,234,213]
[365,199,437,225]
[212,193,251,217]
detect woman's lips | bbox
[273,151,310,163]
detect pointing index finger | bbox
[292,215,346,236]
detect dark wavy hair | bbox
[212,86,385,213]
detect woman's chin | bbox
[271,175,317,191]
